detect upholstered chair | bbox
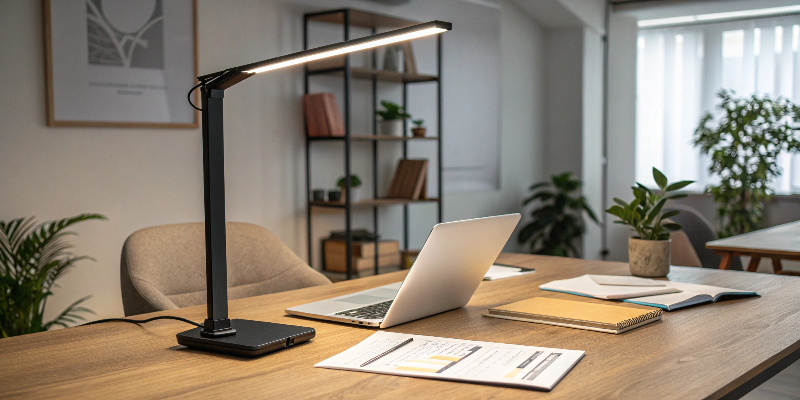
[120,222,331,316]
[665,205,742,270]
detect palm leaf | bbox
[44,295,95,330]
[0,214,105,337]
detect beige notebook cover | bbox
[483,297,662,334]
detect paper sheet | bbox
[588,275,666,287]
[541,275,681,299]
[483,265,535,281]
[315,331,584,391]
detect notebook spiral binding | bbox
[616,309,663,329]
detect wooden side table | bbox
[706,221,800,275]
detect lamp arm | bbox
[199,86,236,337]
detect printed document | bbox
[315,331,584,391]
[483,264,535,281]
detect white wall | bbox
[581,27,605,260]
[0,0,546,322]
[605,11,639,261]
[445,0,545,229]
[544,28,584,180]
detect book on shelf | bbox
[401,42,417,75]
[323,239,401,273]
[307,55,345,71]
[303,93,344,137]
[387,159,428,199]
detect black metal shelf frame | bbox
[303,9,443,280]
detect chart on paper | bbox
[315,331,584,391]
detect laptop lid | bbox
[379,213,520,328]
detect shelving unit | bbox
[303,9,443,281]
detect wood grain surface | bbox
[706,221,800,257]
[2,254,800,399]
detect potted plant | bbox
[411,119,426,137]
[376,100,410,137]
[518,172,598,257]
[337,175,363,203]
[694,90,800,238]
[606,168,692,277]
[0,214,106,337]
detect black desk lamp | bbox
[176,21,452,357]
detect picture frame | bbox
[44,0,198,128]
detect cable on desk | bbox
[80,316,203,328]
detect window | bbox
[635,15,800,193]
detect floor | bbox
[744,359,800,400]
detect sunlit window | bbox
[636,15,800,193]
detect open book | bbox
[540,275,681,299]
[624,281,758,311]
[541,275,758,310]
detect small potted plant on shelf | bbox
[605,168,692,277]
[411,119,426,137]
[376,100,410,137]
[337,175,363,203]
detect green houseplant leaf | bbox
[376,101,411,121]
[694,90,800,237]
[518,172,599,258]
[0,213,105,337]
[605,168,693,241]
[336,175,362,189]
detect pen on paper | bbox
[360,338,414,367]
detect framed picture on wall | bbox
[44,0,198,128]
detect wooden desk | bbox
[3,254,800,399]
[706,221,800,275]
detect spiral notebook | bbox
[483,297,662,334]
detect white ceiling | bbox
[511,0,588,29]
[614,0,800,21]
[511,0,607,34]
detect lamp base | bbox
[176,319,315,357]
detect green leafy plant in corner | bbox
[336,175,363,189]
[376,100,411,121]
[606,168,692,240]
[694,90,800,238]
[518,172,598,257]
[0,214,106,337]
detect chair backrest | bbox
[670,230,703,268]
[120,222,331,316]
[664,205,742,270]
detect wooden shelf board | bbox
[307,62,438,83]
[308,135,438,141]
[321,264,405,282]
[353,135,438,141]
[310,198,440,209]
[307,9,417,29]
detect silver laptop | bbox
[286,214,521,329]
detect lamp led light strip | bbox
[198,20,451,84]
[245,27,447,74]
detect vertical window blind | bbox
[636,15,800,193]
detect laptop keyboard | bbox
[334,300,393,320]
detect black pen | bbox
[360,338,414,367]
